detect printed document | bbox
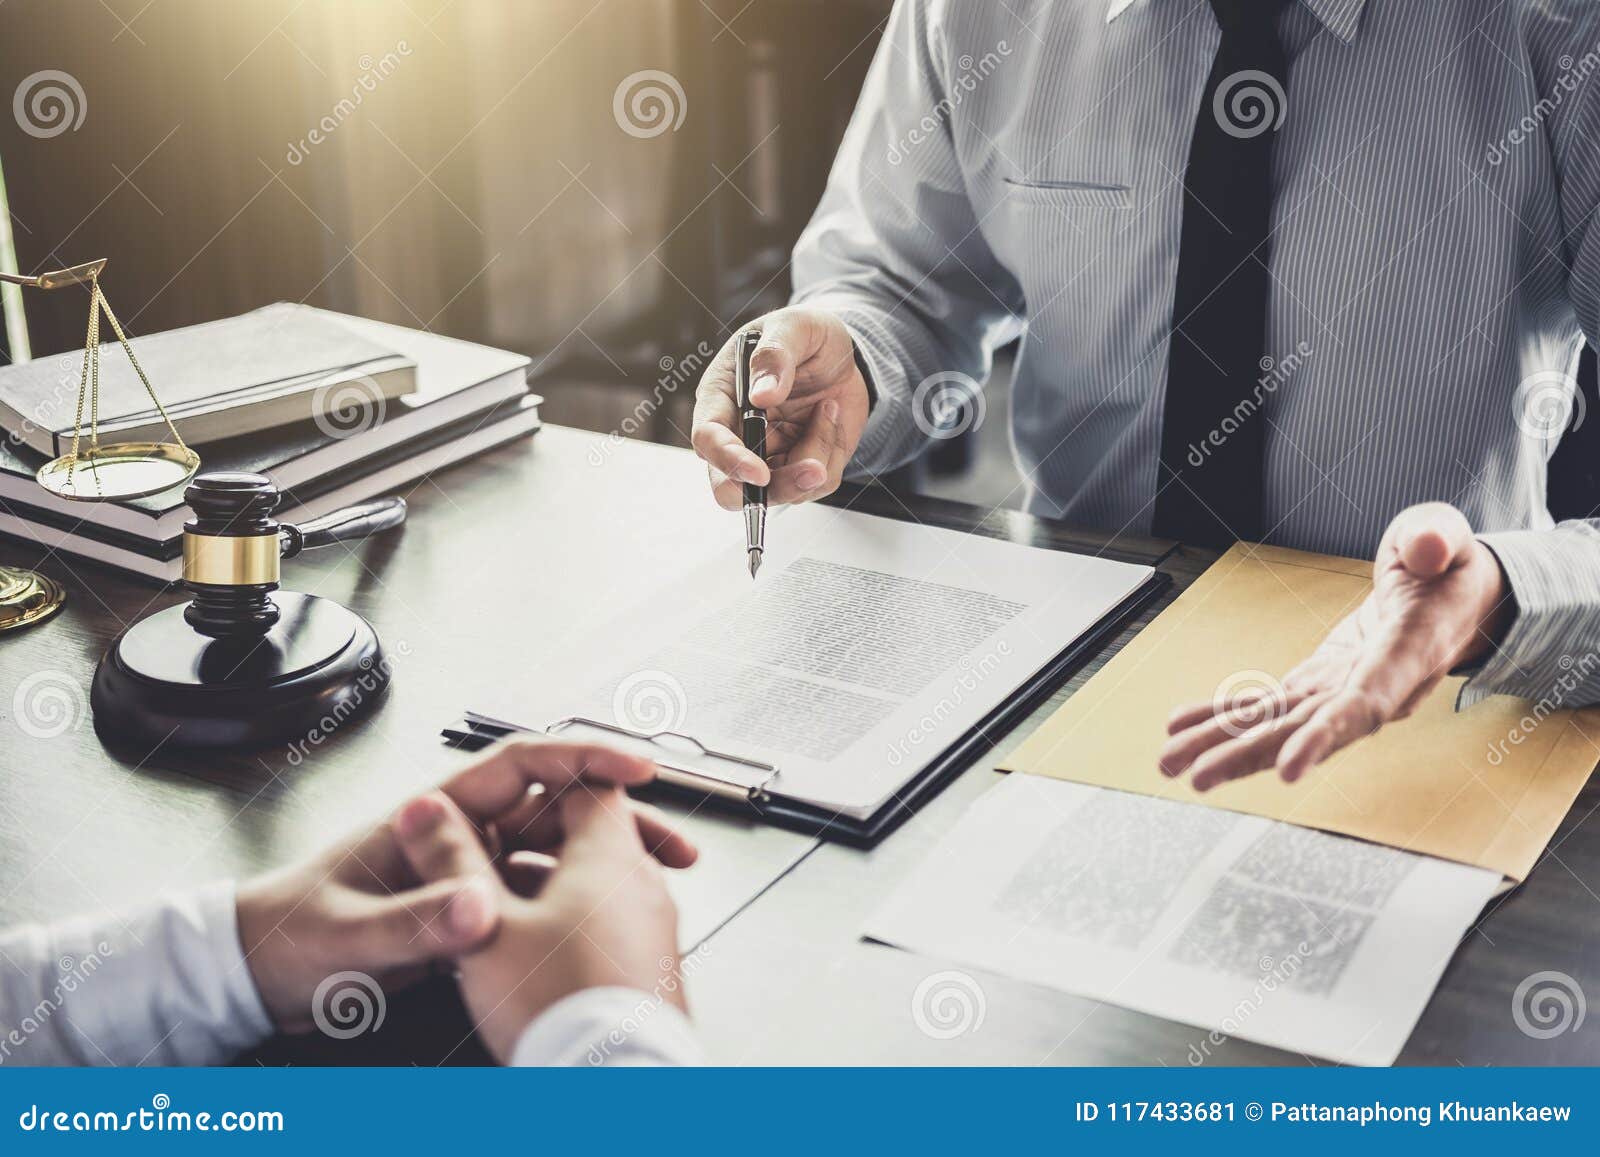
[865,774,1502,1065]
[475,503,1154,818]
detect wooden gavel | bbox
[180,472,406,638]
[93,471,406,752]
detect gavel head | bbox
[181,472,284,639]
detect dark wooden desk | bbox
[2,425,1595,1065]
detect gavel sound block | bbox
[92,472,406,751]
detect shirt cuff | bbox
[205,883,276,1044]
[47,881,273,1066]
[847,333,880,409]
[836,308,913,472]
[791,293,926,474]
[1460,529,1600,708]
[509,986,703,1067]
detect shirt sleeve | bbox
[1460,528,1600,707]
[508,986,703,1067]
[789,0,1024,477]
[1460,3,1600,708]
[0,882,273,1067]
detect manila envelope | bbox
[1003,542,1600,880]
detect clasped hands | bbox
[235,740,697,1062]
[1159,502,1514,791]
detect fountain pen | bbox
[734,328,766,578]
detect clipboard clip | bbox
[463,712,779,808]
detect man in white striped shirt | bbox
[693,0,1600,788]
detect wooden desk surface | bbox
[2,425,1595,1066]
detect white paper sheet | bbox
[667,823,814,953]
[865,774,1502,1066]
[478,503,1154,818]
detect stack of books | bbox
[0,304,539,582]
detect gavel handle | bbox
[280,496,407,559]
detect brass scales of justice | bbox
[1,258,406,751]
[0,258,200,632]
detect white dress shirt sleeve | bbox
[509,986,702,1067]
[789,0,1025,478]
[1462,9,1600,711]
[0,882,272,1067]
[1461,527,1600,709]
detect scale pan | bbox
[0,566,66,632]
[36,442,200,501]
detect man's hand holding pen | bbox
[697,312,1522,787]
[691,307,871,511]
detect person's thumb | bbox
[394,791,496,882]
[379,791,508,955]
[748,309,832,407]
[1393,502,1475,578]
[347,877,499,964]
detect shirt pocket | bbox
[1001,176,1133,210]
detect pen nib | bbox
[748,549,762,579]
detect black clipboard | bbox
[440,568,1169,848]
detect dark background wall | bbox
[0,0,891,439]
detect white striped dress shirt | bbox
[792,0,1600,707]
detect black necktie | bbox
[1152,0,1290,547]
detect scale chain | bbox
[65,273,191,480]
[94,282,189,451]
